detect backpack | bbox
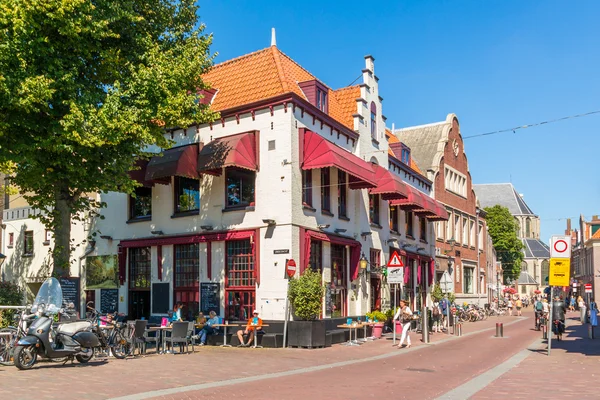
[433,306,440,316]
[535,301,543,311]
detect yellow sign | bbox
[549,258,570,286]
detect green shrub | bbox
[366,310,387,323]
[288,269,324,321]
[431,283,444,302]
[0,281,24,328]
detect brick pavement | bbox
[472,312,600,399]
[0,312,530,400]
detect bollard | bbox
[589,325,594,339]
[456,323,462,337]
[542,324,547,340]
[495,322,504,338]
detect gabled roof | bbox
[517,271,538,285]
[472,183,536,216]
[385,129,424,174]
[522,238,550,259]
[202,46,358,130]
[393,116,454,173]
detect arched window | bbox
[526,218,531,238]
[370,102,377,139]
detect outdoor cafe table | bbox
[360,322,377,341]
[337,324,363,346]
[147,326,171,354]
[211,323,239,347]
[250,324,269,348]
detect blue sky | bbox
[200,0,600,242]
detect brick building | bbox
[395,114,490,305]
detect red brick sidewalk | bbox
[472,312,600,399]
[0,312,528,400]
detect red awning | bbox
[302,129,376,189]
[425,201,450,221]
[369,164,408,200]
[389,184,426,210]
[145,143,199,181]
[128,159,169,187]
[197,131,258,176]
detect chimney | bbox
[567,218,571,233]
[270,28,276,47]
[594,215,599,221]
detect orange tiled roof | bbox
[202,46,357,130]
[386,130,424,175]
[592,229,600,240]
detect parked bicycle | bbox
[85,304,133,359]
[0,307,36,366]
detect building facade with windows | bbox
[395,114,490,305]
[572,215,600,303]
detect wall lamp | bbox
[262,219,276,226]
[334,228,347,234]
[318,224,330,230]
[200,225,213,231]
[150,230,164,235]
[360,232,372,238]
[99,235,113,240]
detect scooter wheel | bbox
[76,348,94,364]
[13,346,37,370]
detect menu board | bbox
[325,285,333,315]
[59,277,80,312]
[200,283,220,315]
[100,289,118,313]
[152,283,170,314]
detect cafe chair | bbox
[165,322,191,354]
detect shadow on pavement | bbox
[547,316,600,357]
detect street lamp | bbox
[359,253,368,273]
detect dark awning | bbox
[197,131,258,176]
[128,159,169,187]
[145,143,199,182]
[369,164,408,200]
[302,129,376,189]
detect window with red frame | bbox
[302,169,313,207]
[369,248,381,270]
[174,243,200,320]
[129,247,151,289]
[330,244,347,317]
[8,232,14,247]
[226,239,255,321]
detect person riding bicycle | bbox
[551,296,567,341]
[534,298,544,329]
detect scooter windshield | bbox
[31,277,63,315]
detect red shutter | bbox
[118,245,126,285]
[157,245,163,281]
[253,229,260,286]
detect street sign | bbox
[387,266,404,284]
[387,251,404,267]
[585,283,593,293]
[286,259,297,279]
[440,271,453,293]
[550,236,572,259]
[549,258,570,286]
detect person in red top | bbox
[236,310,263,347]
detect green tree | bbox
[0,1,217,276]
[484,205,524,283]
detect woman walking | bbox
[394,300,413,349]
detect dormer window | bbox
[370,102,377,139]
[299,80,328,114]
[401,145,411,165]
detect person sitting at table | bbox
[198,311,219,346]
[171,302,183,324]
[236,310,262,347]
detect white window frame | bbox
[444,166,467,197]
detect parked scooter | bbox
[13,277,100,370]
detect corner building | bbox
[90,46,447,320]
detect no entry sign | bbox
[286,259,297,279]
[585,283,593,294]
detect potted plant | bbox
[288,269,326,348]
[366,310,387,338]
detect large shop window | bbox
[464,266,474,294]
[129,247,151,289]
[321,168,331,213]
[309,240,323,272]
[390,205,399,232]
[174,243,200,320]
[419,217,427,241]
[406,211,414,237]
[226,239,255,321]
[226,167,255,208]
[23,231,34,255]
[369,193,380,225]
[130,186,152,220]
[330,244,347,317]
[338,170,347,218]
[302,169,313,207]
[174,177,200,213]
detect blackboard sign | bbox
[200,282,220,315]
[152,283,170,314]
[100,289,118,313]
[59,277,80,312]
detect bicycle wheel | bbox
[110,329,132,359]
[0,327,18,366]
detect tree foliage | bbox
[0,281,24,328]
[0,1,217,275]
[288,269,324,321]
[484,205,524,283]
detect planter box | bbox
[288,320,326,348]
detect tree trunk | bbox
[53,188,72,277]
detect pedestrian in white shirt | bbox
[394,300,413,349]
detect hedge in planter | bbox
[287,269,326,348]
